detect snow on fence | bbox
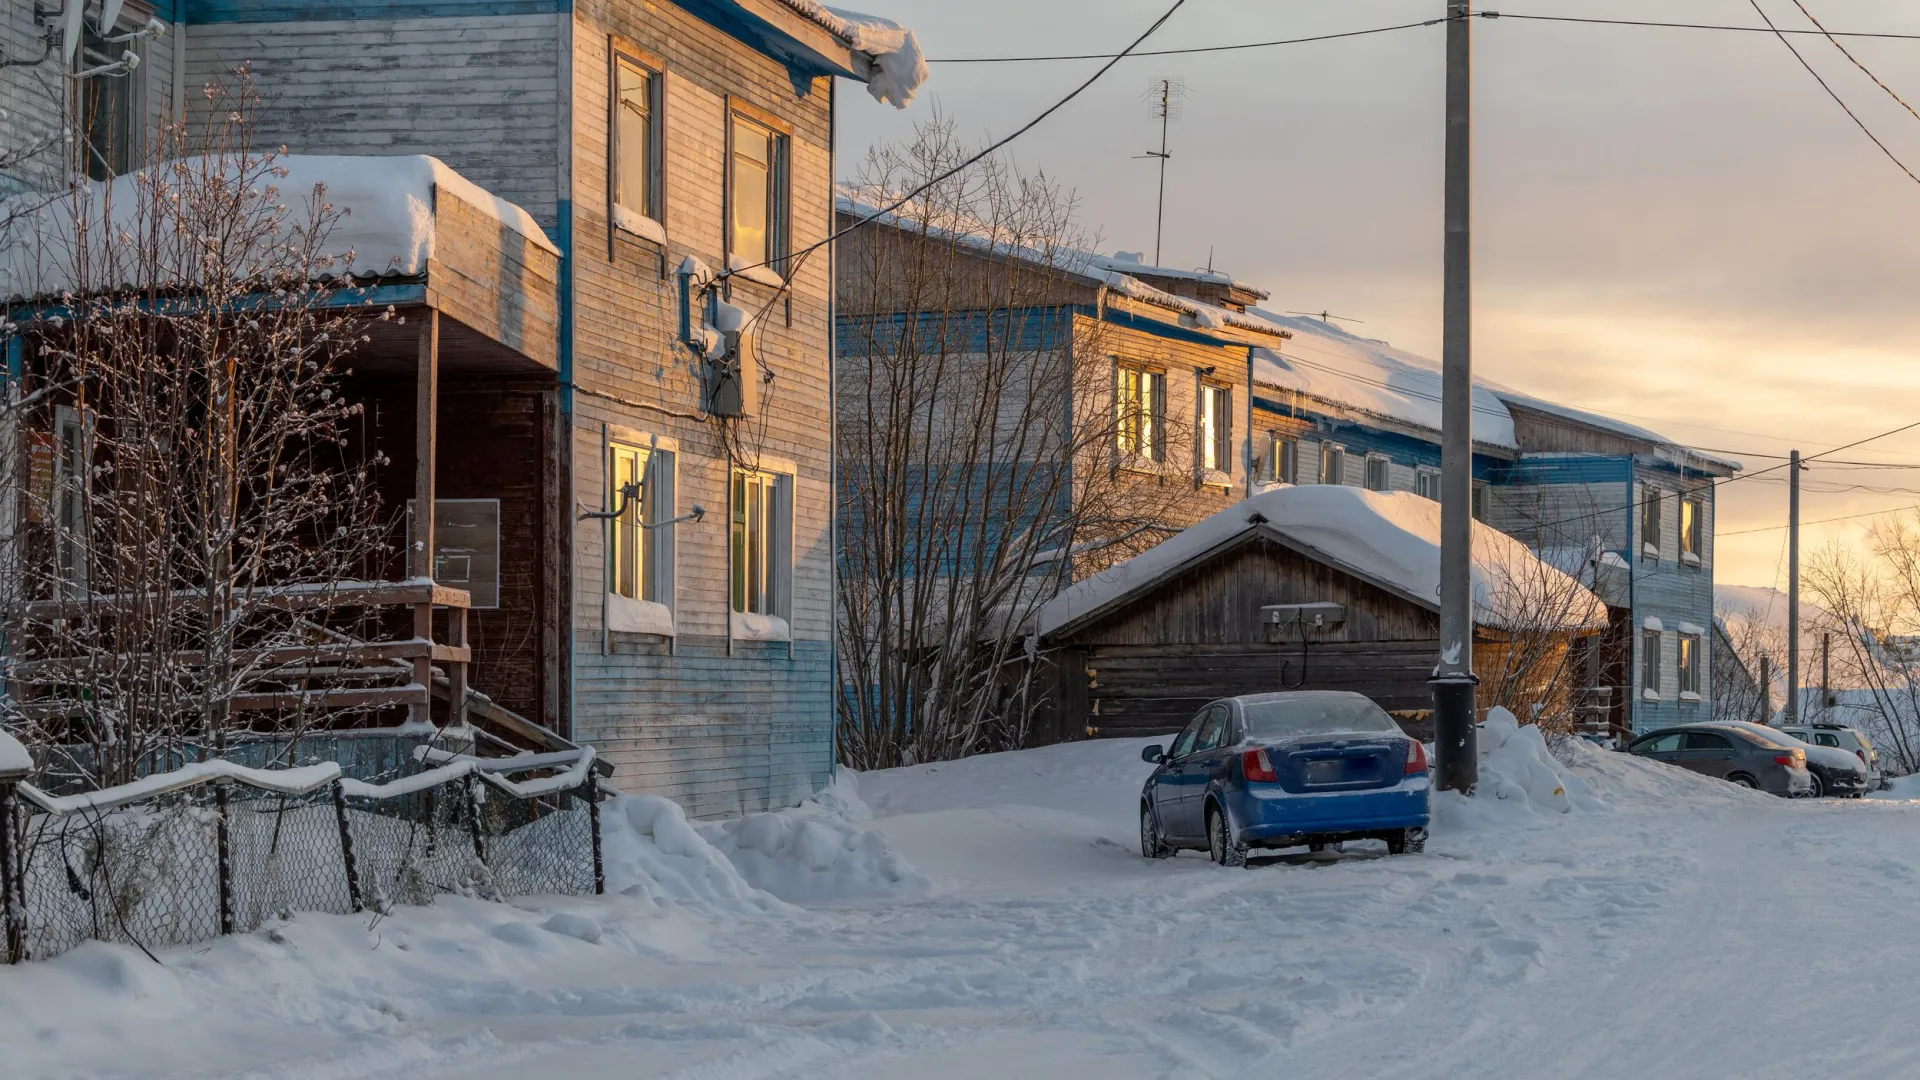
[0,746,605,964]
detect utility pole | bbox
[1786,449,1801,725]
[1821,631,1832,715]
[1137,78,1184,266]
[1432,0,1478,794]
[1759,653,1772,722]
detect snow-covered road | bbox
[9,738,1920,1080]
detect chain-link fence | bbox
[0,750,605,964]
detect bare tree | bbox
[1475,532,1611,735]
[1712,600,1778,724]
[835,119,1194,769]
[1804,523,1920,775]
[1,72,396,788]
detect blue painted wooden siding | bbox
[184,1,564,23]
[1625,460,1718,733]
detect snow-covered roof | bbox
[1490,388,1742,473]
[1,155,558,302]
[1091,251,1269,299]
[775,3,927,108]
[836,188,1289,341]
[1036,486,1608,639]
[1251,312,1519,451]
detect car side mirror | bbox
[1141,744,1166,764]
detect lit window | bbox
[730,115,787,271]
[1642,629,1663,695]
[1267,434,1297,483]
[1198,384,1231,473]
[1681,494,1704,560]
[1117,364,1164,461]
[613,56,661,224]
[609,443,653,602]
[1679,633,1701,696]
[731,470,791,617]
[1641,484,1663,555]
[1365,455,1390,492]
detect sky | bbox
[835,0,1920,593]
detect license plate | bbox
[1306,760,1346,785]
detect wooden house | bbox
[1031,485,1608,744]
[0,0,925,815]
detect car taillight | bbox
[1243,748,1278,783]
[1857,750,1868,765]
[1405,740,1428,774]
[1774,755,1796,767]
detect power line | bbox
[720,0,1190,282]
[928,17,1449,63]
[1743,0,1920,188]
[1720,503,1920,537]
[928,11,1920,65]
[1785,0,1920,125]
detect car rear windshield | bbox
[1241,697,1400,739]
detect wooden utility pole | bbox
[1786,448,1801,724]
[1432,0,1477,793]
[1759,653,1772,721]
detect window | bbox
[1319,443,1346,485]
[1681,493,1704,562]
[729,113,788,273]
[1637,732,1684,754]
[1417,468,1440,501]
[1194,705,1228,753]
[1170,711,1206,758]
[1641,629,1663,696]
[1679,633,1701,696]
[1267,434,1297,483]
[1641,484,1663,555]
[1365,455,1390,492]
[612,54,663,229]
[53,406,88,593]
[1116,364,1165,461]
[1683,731,1730,751]
[408,499,501,609]
[77,29,137,181]
[1472,481,1490,521]
[609,443,658,602]
[1814,733,1842,748]
[731,469,792,619]
[1197,383,1231,473]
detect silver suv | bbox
[1781,723,1884,791]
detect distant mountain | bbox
[1715,583,1848,689]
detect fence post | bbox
[462,773,486,864]
[330,781,364,914]
[214,781,235,937]
[586,773,605,896]
[0,781,22,964]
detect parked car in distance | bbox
[1138,691,1430,867]
[1780,722,1883,792]
[1624,723,1812,797]
[1723,722,1868,798]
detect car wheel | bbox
[1140,804,1171,859]
[1806,772,1825,799]
[1728,773,1759,789]
[1207,805,1247,868]
[1387,828,1427,855]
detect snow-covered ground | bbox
[8,735,1920,1079]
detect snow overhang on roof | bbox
[0,154,557,303]
[682,0,926,108]
[1035,486,1608,641]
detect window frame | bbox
[1416,467,1440,501]
[725,99,792,279]
[730,466,793,621]
[1115,361,1166,464]
[76,27,141,181]
[1472,480,1490,521]
[1364,454,1390,492]
[1641,482,1663,557]
[610,44,666,234]
[608,442,654,604]
[1679,632,1702,697]
[1680,492,1704,564]
[1266,433,1298,484]
[1641,628,1663,698]
[1319,442,1346,485]
[1196,381,1232,475]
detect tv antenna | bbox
[1286,310,1366,326]
[1134,77,1187,266]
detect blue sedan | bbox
[1139,691,1431,866]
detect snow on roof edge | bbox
[1036,486,1607,640]
[777,3,928,108]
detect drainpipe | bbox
[827,76,840,782]
[1244,345,1255,499]
[557,8,577,742]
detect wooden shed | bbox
[1032,486,1607,744]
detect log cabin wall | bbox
[1041,534,1504,744]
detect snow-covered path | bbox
[9,740,1920,1080]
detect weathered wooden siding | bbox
[181,15,563,228]
[1628,459,1718,733]
[565,0,840,812]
